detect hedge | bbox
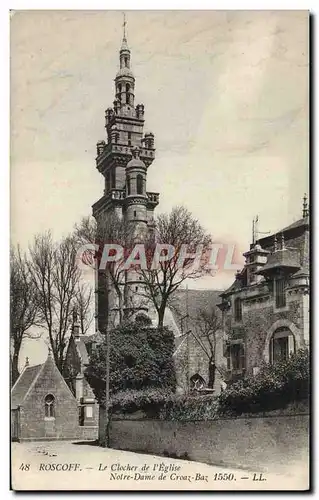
[107,348,309,420]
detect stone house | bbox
[217,201,310,383]
[11,351,80,442]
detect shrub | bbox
[86,320,176,404]
[109,388,220,421]
[111,388,173,418]
[219,348,309,416]
[160,394,220,421]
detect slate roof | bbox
[11,364,43,409]
[73,331,104,367]
[257,248,301,275]
[77,340,90,365]
[169,288,223,329]
[257,216,309,249]
[82,331,104,345]
[281,215,309,233]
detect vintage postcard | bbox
[10,10,310,491]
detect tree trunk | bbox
[11,352,20,386]
[208,357,216,389]
[157,306,165,330]
[157,295,168,331]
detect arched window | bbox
[127,178,131,195]
[124,56,129,67]
[116,84,121,94]
[190,374,206,392]
[136,174,143,195]
[269,328,295,364]
[44,394,55,418]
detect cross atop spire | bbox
[123,12,127,40]
[120,12,129,52]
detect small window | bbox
[275,279,286,308]
[234,297,242,321]
[111,168,116,189]
[44,394,55,418]
[134,210,137,217]
[135,286,138,292]
[136,174,143,195]
[124,57,129,68]
[85,406,93,418]
[127,178,131,195]
[128,132,131,147]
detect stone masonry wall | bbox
[225,292,306,374]
[20,360,79,441]
[110,415,309,474]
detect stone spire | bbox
[115,13,135,107]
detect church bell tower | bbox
[92,18,159,332]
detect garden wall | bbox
[109,414,309,473]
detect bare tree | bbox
[28,232,82,371]
[192,307,223,389]
[140,206,212,329]
[10,246,40,385]
[74,282,94,335]
[74,213,137,328]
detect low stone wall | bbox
[77,425,98,441]
[16,426,98,443]
[109,415,309,473]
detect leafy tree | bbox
[86,318,176,404]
